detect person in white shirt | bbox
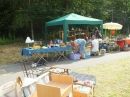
[91,35,99,56]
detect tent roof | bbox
[46,13,103,26]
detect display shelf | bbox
[59,30,64,40]
[68,30,89,40]
[58,30,89,41]
[67,36,75,37]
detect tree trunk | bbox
[112,9,113,22]
[29,0,34,40]
[41,22,44,40]
[31,22,34,40]
[128,25,129,34]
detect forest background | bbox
[0,0,130,44]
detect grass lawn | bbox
[0,42,26,65]
[75,57,130,97]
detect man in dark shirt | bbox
[92,27,102,39]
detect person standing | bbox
[89,28,93,38]
[70,39,87,59]
[91,35,99,56]
[92,27,102,39]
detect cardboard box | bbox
[36,73,73,97]
[28,91,37,97]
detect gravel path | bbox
[0,51,130,86]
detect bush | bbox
[0,37,24,45]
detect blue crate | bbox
[84,52,90,58]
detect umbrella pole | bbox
[105,29,106,36]
[110,30,111,39]
[115,30,116,40]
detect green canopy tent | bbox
[45,13,103,43]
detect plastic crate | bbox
[70,52,81,60]
[84,52,90,58]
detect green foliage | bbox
[8,32,12,39]
[0,37,24,45]
[0,0,130,40]
[0,38,13,45]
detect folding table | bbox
[50,46,72,62]
[21,46,73,64]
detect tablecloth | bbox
[21,46,73,56]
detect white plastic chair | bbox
[22,78,37,97]
[35,72,50,84]
[0,81,23,97]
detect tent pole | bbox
[100,23,103,39]
[45,24,47,46]
[110,30,111,40]
[63,22,68,56]
[63,23,68,44]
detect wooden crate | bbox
[73,85,93,97]
[69,72,95,97]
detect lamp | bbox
[71,27,74,30]
[25,37,33,48]
[111,30,115,35]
